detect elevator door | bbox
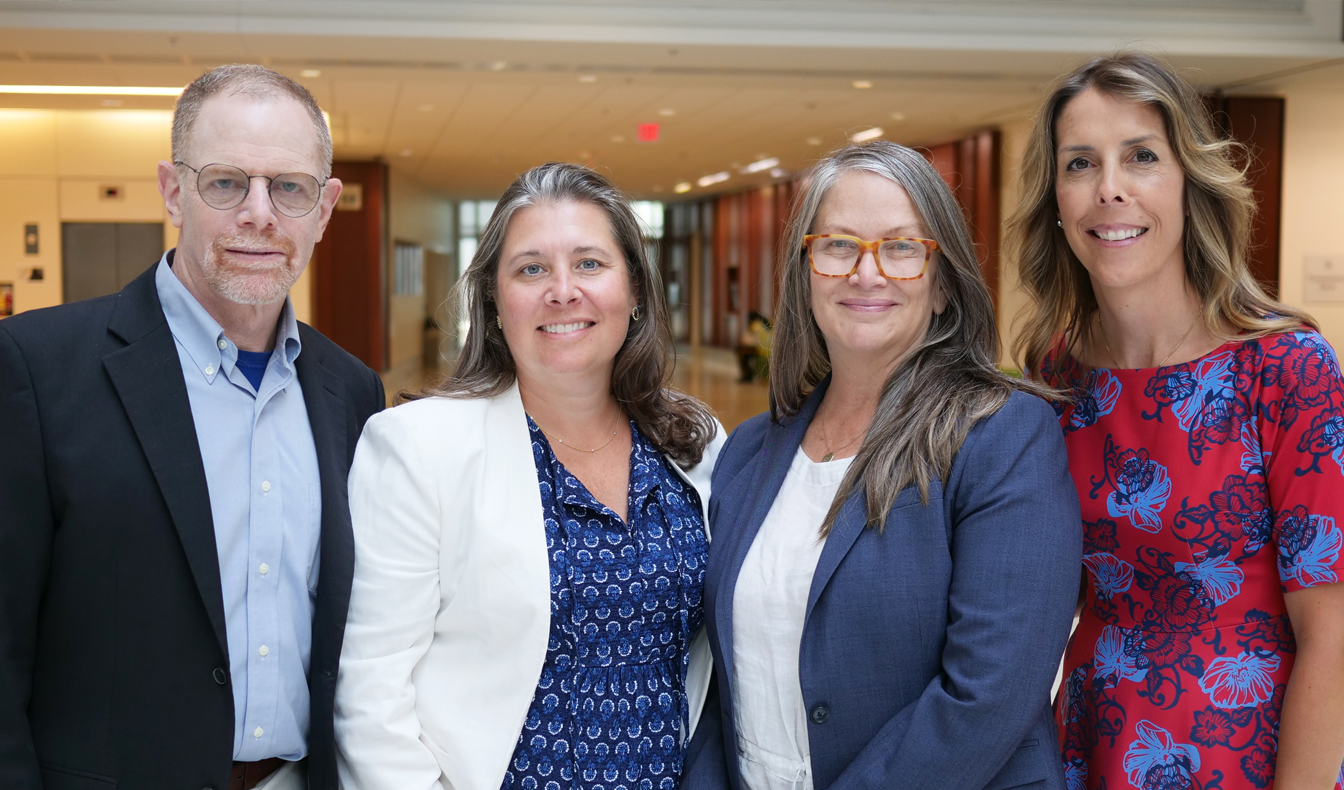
[62,222,165,304]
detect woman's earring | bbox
[495,315,502,329]
[631,305,642,322]
[1057,219,1063,228]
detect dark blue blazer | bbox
[685,380,1082,790]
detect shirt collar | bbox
[155,248,303,384]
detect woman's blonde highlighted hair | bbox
[1008,51,1313,378]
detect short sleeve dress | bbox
[1042,329,1344,790]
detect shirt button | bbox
[205,366,215,376]
[259,563,269,576]
[254,726,264,738]
[218,339,228,350]
[261,481,271,493]
[259,645,269,657]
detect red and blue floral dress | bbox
[1043,329,1344,790]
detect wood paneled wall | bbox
[313,160,388,370]
[1210,96,1285,298]
[920,130,1001,306]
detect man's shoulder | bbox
[0,293,124,353]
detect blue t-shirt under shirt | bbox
[235,349,271,392]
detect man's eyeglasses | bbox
[803,234,939,280]
[175,161,327,219]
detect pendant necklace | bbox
[818,414,863,463]
[1096,312,1200,369]
[532,414,622,453]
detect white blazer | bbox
[335,382,725,790]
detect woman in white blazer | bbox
[336,162,725,790]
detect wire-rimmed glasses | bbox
[175,161,327,218]
[803,234,939,280]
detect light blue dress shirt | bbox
[155,254,322,761]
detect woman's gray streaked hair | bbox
[771,141,1055,535]
[421,161,717,467]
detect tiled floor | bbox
[384,344,771,434]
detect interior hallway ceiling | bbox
[0,0,1341,199]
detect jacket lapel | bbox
[712,379,828,688]
[102,265,229,657]
[295,335,352,669]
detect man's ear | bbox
[314,178,343,243]
[158,160,185,230]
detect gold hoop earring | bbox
[631,305,642,322]
[495,315,502,329]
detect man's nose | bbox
[236,177,280,226]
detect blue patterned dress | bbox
[500,418,708,790]
[1044,331,1344,790]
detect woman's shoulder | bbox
[360,393,499,459]
[961,390,1065,459]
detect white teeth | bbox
[1096,228,1145,241]
[542,322,591,334]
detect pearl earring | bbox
[1057,220,1063,228]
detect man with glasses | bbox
[0,65,384,790]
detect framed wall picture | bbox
[0,282,12,317]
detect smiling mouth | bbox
[541,322,594,334]
[1089,227,1148,242]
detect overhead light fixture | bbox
[741,157,779,174]
[300,69,321,78]
[578,74,598,83]
[890,111,907,121]
[610,134,626,143]
[805,136,823,146]
[490,61,508,71]
[0,85,183,96]
[658,108,676,116]
[851,127,884,143]
[674,182,692,194]
[770,167,788,178]
[697,171,730,188]
[399,149,413,157]
[852,80,873,89]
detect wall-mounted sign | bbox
[1304,255,1344,303]
[24,223,38,255]
[337,183,364,212]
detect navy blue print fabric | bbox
[501,418,707,790]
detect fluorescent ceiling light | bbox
[674,182,692,194]
[0,85,184,96]
[697,171,730,187]
[300,69,321,78]
[851,127,884,143]
[852,80,873,89]
[741,157,779,174]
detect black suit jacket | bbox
[0,259,384,790]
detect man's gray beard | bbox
[203,238,301,306]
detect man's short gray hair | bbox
[172,64,332,178]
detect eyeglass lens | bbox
[196,164,322,218]
[808,236,929,277]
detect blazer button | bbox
[212,667,228,685]
[809,705,829,725]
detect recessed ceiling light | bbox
[850,127,884,143]
[890,111,907,122]
[805,136,823,146]
[741,157,779,174]
[652,185,664,192]
[611,134,626,143]
[419,104,434,112]
[674,182,692,194]
[697,171,730,188]
[578,74,598,83]
[0,84,183,96]
[852,80,873,89]
[101,99,123,107]
[770,167,788,178]
[399,148,413,157]
[658,108,676,116]
[300,69,321,78]
[490,61,508,71]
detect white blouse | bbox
[731,447,855,790]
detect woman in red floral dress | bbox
[1010,53,1344,790]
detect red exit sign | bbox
[637,123,660,142]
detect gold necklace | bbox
[532,414,622,453]
[818,413,864,463]
[1096,312,1200,369]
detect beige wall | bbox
[384,168,455,389]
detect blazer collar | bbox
[103,260,230,658]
